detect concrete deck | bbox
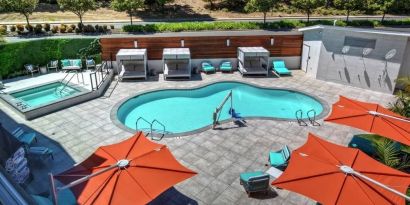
[0,70,396,205]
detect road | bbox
[1,15,409,29]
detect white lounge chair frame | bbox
[163,48,192,80]
[237,47,270,76]
[116,49,148,80]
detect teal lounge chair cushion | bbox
[273,60,291,75]
[240,171,265,182]
[72,59,82,67]
[20,132,36,145]
[220,62,232,71]
[61,60,70,67]
[32,195,53,205]
[269,145,291,167]
[202,62,215,72]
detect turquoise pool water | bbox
[117,82,324,134]
[11,82,81,108]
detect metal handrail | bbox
[307,109,320,126]
[90,62,110,91]
[150,119,166,141]
[295,109,307,126]
[136,117,152,131]
[57,72,79,95]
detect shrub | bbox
[51,25,58,33]
[70,24,76,30]
[44,23,51,32]
[0,26,7,35]
[67,27,73,33]
[59,24,67,33]
[102,25,108,32]
[16,24,25,32]
[0,38,97,78]
[110,25,114,29]
[25,24,33,32]
[10,25,16,32]
[83,25,95,33]
[75,28,81,33]
[34,24,43,34]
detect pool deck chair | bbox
[24,64,40,77]
[269,145,291,169]
[163,48,192,80]
[85,59,96,70]
[201,61,216,74]
[27,146,54,160]
[46,60,59,72]
[272,60,292,77]
[116,49,148,80]
[219,61,233,72]
[12,127,37,146]
[237,47,269,77]
[240,171,270,196]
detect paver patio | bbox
[0,70,396,205]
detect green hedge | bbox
[123,18,410,33]
[0,38,96,78]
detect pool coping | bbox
[110,80,330,138]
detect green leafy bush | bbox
[44,23,51,32]
[0,38,96,78]
[123,19,410,33]
[34,24,43,34]
[10,25,16,32]
[51,25,58,33]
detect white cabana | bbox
[237,47,270,76]
[163,48,191,80]
[116,49,148,80]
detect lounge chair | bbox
[27,146,54,160]
[219,61,233,72]
[269,145,291,169]
[61,59,82,72]
[46,60,59,72]
[201,61,215,74]
[24,64,39,77]
[12,127,37,146]
[239,171,270,196]
[272,60,292,76]
[86,59,96,70]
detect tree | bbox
[0,0,39,26]
[203,0,217,10]
[245,0,277,24]
[111,0,144,25]
[333,0,364,22]
[373,0,394,22]
[373,138,410,171]
[291,0,324,23]
[57,0,96,30]
[144,0,174,12]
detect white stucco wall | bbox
[301,26,409,94]
[398,39,410,78]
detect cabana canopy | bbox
[237,47,270,76]
[116,49,148,80]
[163,48,191,80]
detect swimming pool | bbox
[116,82,326,135]
[10,82,81,109]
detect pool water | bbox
[11,82,81,108]
[117,82,324,134]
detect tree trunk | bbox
[382,11,386,22]
[263,12,266,24]
[130,14,133,25]
[79,15,83,31]
[307,10,310,23]
[24,14,30,27]
[346,9,350,22]
[210,0,214,10]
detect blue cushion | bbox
[281,145,291,160]
[274,67,291,75]
[240,171,265,182]
[72,59,82,67]
[273,60,286,68]
[269,151,286,167]
[86,59,95,65]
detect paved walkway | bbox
[0,70,396,205]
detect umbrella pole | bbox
[58,163,118,191]
[341,166,410,201]
[368,111,410,123]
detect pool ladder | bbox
[56,71,81,96]
[136,117,166,141]
[295,109,320,126]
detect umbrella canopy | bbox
[55,132,197,205]
[325,96,410,146]
[272,133,410,205]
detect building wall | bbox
[303,27,408,94]
[300,30,323,77]
[399,38,410,78]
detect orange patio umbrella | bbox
[272,133,410,205]
[52,132,197,205]
[325,95,410,146]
